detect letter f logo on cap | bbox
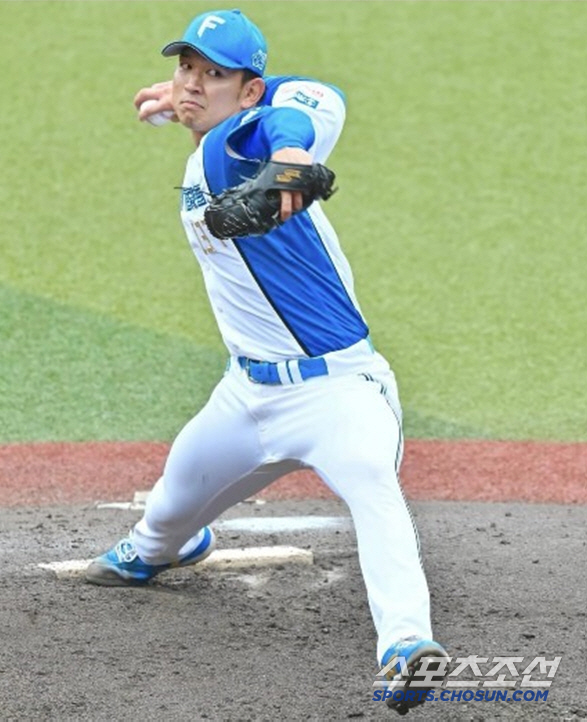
[197,15,226,37]
[161,9,267,76]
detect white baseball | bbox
[140,99,174,127]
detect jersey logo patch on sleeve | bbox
[293,90,320,109]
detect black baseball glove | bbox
[204,160,336,239]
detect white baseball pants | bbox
[132,349,432,662]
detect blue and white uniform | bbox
[133,75,432,663]
[180,78,365,361]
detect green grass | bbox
[0,285,224,441]
[1,1,586,442]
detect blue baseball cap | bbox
[161,9,268,77]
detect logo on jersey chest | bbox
[180,184,207,211]
[179,187,229,255]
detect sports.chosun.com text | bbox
[372,689,549,704]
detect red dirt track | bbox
[1,440,585,507]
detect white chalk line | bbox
[38,545,314,579]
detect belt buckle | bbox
[244,358,261,384]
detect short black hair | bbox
[241,68,261,84]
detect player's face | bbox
[172,51,257,133]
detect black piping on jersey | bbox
[231,208,366,357]
[232,239,312,356]
[359,372,423,564]
[233,210,366,358]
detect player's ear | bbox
[240,76,265,109]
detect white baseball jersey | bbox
[178,76,369,361]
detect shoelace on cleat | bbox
[114,539,139,563]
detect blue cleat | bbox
[85,526,216,586]
[380,636,450,715]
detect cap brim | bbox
[160,39,264,76]
[161,41,197,58]
[160,41,240,71]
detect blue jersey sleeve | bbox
[226,106,316,162]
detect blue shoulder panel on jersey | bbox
[227,106,315,159]
[203,112,262,193]
[203,107,316,193]
[233,214,369,357]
